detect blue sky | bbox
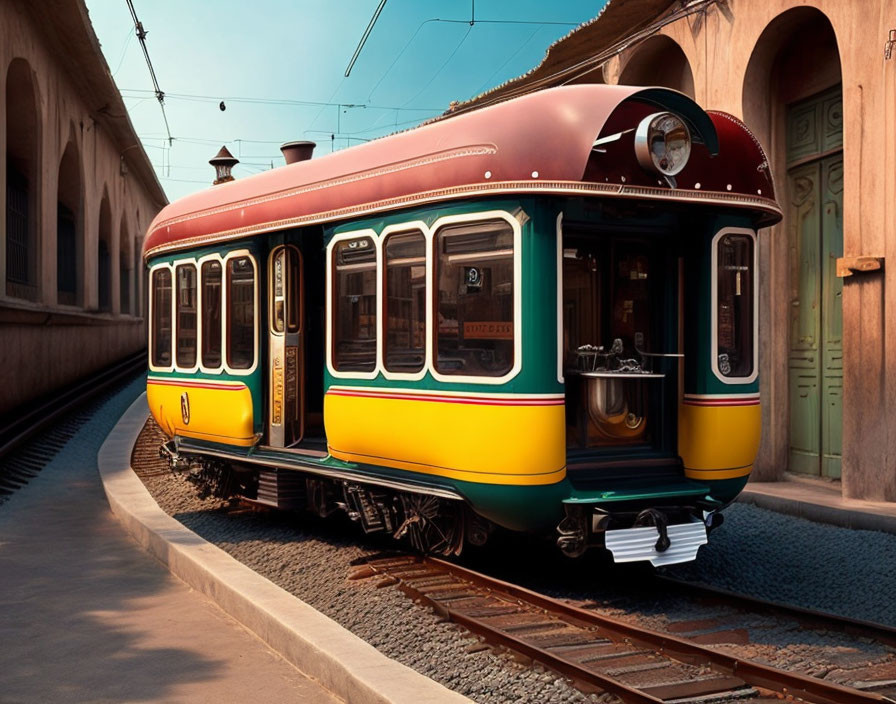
[85,1,606,202]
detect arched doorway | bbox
[743,9,843,478]
[618,35,695,98]
[6,58,40,300]
[57,137,82,306]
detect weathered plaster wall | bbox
[0,0,164,415]
[600,0,896,500]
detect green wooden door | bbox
[787,87,843,478]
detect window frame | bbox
[380,221,430,382]
[174,261,199,373]
[324,211,523,384]
[223,250,260,375]
[148,249,257,376]
[710,226,758,384]
[430,210,523,385]
[148,261,174,372]
[197,252,225,374]
[326,229,381,381]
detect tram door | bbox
[787,86,843,478]
[267,245,304,447]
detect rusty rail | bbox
[357,554,893,704]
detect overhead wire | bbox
[345,0,389,77]
[119,89,442,113]
[124,0,172,144]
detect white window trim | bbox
[556,212,564,385]
[324,210,524,385]
[222,249,260,376]
[710,227,758,385]
[326,229,381,381]
[380,221,430,382]
[148,261,174,373]
[173,261,200,375]
[429,210,522,385]
[197,253,224,375]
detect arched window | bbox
[97,192,112,312]
[119,218,131,315]
[57,138,82,306]
[6,58,40,300]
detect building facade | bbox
[456,0,895,502]
[0,0,166,415]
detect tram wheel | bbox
[394,494,464,556]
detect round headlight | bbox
[634,112,691,177]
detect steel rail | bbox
[363,555,893,704]
[0,351,146,461]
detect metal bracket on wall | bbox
[836,255,884,278]
[886,29,896,59]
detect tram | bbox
[143,84,780,566]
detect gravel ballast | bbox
[132,416,896,701]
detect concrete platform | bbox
[98,394,472,704]
[0,386,340,704]
[741,474,896,535]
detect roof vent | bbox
[280,140,316,165]
[209,146,238,185]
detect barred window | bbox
[175,264,197,368]
[332,237,377,372]
[435,220,514,377]
[201,260,222,369]
[716,233,754,378]
[227,256,256,370]
[384,231,426,373]
[151,268,172,367]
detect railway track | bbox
[0,351,146,503]
[353,554,896,704]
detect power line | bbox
[124,0,172,144]
[119,89,442,113]
[366,17,584,102]
[345,0,389,77]
[401,24,472,109]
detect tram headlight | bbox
[634,112,691,177]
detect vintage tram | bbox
[143,84,780,566]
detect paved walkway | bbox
[741,473,896,534]
[0,379,340,704]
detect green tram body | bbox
[145,85,777,564]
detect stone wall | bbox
[0,0,165,415]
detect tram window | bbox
[151,268,172,367]
[435,220,514,377]
[201,260,222,369]
[384,231,426,373]
[332,236,377,372]
[716,233,754,378]
[175,264,198,368]
[227,256,256,370]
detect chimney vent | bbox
[280,140,316,165]
[209,146,238,185]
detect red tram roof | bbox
[144,84,780,259]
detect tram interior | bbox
[561,226,680,472]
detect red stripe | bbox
[148,378,247,392]
[683,398,760,407]
[326,389,564,407]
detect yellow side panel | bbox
[147,378,256,447]
[678,402,760,480]
[325,391,566,486]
